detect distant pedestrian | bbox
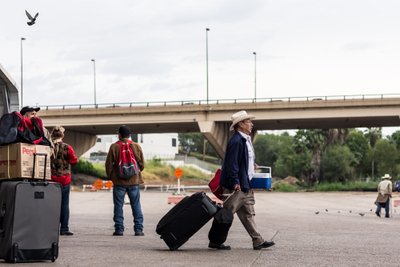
[209,110,275,250]
[105,125,145,236]
[375,174,393,218]
[50,126,78,236]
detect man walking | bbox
[106,125,145,236]
[375,174,393,218]
[210,110,275,250]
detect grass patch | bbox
[144,158,172,179]
[74,158,211,184]
[179,166,210,181]
[271,180,378,192]
[312,181,378,192]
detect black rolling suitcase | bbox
[156,192,218,250]
[0,153,61,263]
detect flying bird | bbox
[25,10,39,26]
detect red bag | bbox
[116,140,139,179]
[208,168,223,200]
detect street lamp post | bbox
[206,28,210,104]
[91,59,96,106]
[20,37,26,107]
[253,52,257,101]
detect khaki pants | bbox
[222,188,264,247]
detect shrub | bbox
[273,182,299,192]
[73,159,107,179]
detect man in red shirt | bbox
[50,126,78,236]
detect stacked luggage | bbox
[0,108,61,263]
[0,153,61,263]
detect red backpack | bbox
[116,140,139,179]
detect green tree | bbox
[320,145,355,183]
[178,133,201,153]
[327,128,349,145]
[345,130,370,178]
[253,132,309,178]
[274,146,311,180]
[178,133,217,158]
[293,129,329,184]
[253,133,287,167]
[364,127,382,180]
[389,130,400,151]
[374,139,399,177]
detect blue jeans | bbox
[60,184,71,232]
[113,185,144,233]
[376,199,390,217]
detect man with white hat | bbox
[375,174,393,218]
[210,110,275,250]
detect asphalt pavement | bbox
[4,190,399,266]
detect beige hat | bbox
[381,174,392,180]
[229,110,255,131]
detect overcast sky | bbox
[1,0,400,135]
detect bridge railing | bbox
[38,93,400,110]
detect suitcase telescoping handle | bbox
[32,152,48,181]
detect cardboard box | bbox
[0,143,51,180]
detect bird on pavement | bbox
[25,10,39,26]
[359,213,365,216]
[325,209,328,212]
[315,211,319,215]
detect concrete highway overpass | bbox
[1,63,398,158]
[39,95,400,158]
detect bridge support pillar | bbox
[197,121,230,160]
[63,130,97,158]
[0,85,9,115]
[0,84,19,114]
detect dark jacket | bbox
[105,139,145,186]
[219,132,251,192]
